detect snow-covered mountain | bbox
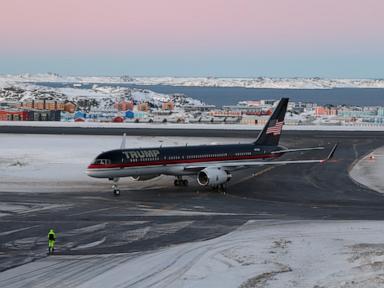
[2,73,384,89]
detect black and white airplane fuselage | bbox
[87,143,283,180]
[86,98,337,195]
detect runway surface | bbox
[1,130,384,274]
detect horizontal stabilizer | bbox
[321,143,338,163]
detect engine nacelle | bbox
[197,167,231,187]
[130,175,159,181]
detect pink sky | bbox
[0,0,383,77]
[1,0,383,55]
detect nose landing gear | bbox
[110,178,120,196]
[112,184,120,196]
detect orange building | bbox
[20,100,70,112]
[21,101,34,109]
[64,102,76,113]
[114,100,134,111]
[35,101,45,110]
[137,102,149,112]
[45,100,65,110]
[162,101,174,111]
[315,106,337,117]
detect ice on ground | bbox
[0,202,68,218]
[1,220,384,288]
[64,223,108,235]
[0,226,39,237]
[138,208,240,216]
[72,237,106,250]
[350,146,384,193]
[0,134,249,192]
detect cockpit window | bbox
[92,159,111,165]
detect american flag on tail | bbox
[266,120,284,135]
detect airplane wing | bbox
[184,143,338,171]
[271,146,325,154]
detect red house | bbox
[0,110,28,121]
[112,116,124,123]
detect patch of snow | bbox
[2,220,384,287]
[72,237,106,250]
[0,134,249,192]
[65,223,108,235]
[350,146,384,193]
[139,208,253,216]
[1,120,384,131]
[0,226,39,237]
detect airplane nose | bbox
[86,164,97,177]
[87,164,94,169]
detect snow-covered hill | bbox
[0,78,205,111]
[2,73,384,89]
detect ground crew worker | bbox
[48,229,56,255]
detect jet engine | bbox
[130,175,160,181]
[197,167,232,186]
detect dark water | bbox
[35,82,384,106]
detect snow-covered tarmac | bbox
[2,220,384,288]
[2,133,384,287]
[0,134,248,192]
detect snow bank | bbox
[350,146,384,193]
[2,220,384,287]
[1,121,384,131]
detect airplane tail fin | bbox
[120,133,127,149]
[254,98,288,146]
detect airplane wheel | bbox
[219,185,226,194]
[183,179,188,186]
[114,189,120,196]
[174,180,179,186]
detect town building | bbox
[315,106,338,117]
[183,104,216,112]
[0,110,28,121]
[114,100,134,111]
[162,101,174,110]
[0,109,61,121]
[20,100,76,113]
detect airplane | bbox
[86,98,337,196]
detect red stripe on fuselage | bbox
[87,153,280,169]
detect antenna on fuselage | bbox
[120,133,127,149]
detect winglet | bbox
[321,143,338,163]
[120,133,127,149]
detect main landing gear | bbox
[174,176,188,186]
[218,184,226,194]
[212,184,226,194]
[110,178,120,196]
